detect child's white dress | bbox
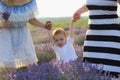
[0,0,38,68]
[53,37,78,62]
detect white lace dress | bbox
[0,0,38,68]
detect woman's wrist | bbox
[0,20,3,28]
[38,21,46,29]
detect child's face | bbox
[54,33,66,47]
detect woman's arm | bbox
[69,19,74,39]
[73,4,88,22]
[29,18,52,30]
[28,18,46,28]
[117,0,120,4]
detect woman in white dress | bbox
[0,0,51,79]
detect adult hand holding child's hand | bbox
[45,21,52,30]
[73,12,81,22]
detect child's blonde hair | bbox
[52,28,67,39]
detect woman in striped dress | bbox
[73,0,120,78]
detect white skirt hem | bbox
[0,56,38,68]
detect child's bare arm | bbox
[47,30,54,46]
[69,19,74,39]
[45,21,54,45]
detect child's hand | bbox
[70,18,74,25]
[45,21,52,30]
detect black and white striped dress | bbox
[83,0,120,77]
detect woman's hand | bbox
[117,0,120,4]
[45,21,52,30]
[73,11,81,22]
[73,4,88,22]
[0,20,10,29]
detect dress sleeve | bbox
[0,0,39,22]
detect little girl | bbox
[47,19,78,62]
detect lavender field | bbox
[10,25,113,80]
[0,18,115,80]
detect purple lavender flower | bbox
[2,12,10,21]
[11,60,111,80]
